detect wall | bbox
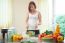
[13,0,28,34]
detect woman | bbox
[26,1,41,36]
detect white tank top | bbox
[28,11,39,30]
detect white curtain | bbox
[0,0,12,29]
[37,0,53,33]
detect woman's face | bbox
[30,4,36,12]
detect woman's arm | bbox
[26,14,29,23]
[26,14,29,29]
[38,12,41,25]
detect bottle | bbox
[55,22,60,34]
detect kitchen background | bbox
[0,0,65,39]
